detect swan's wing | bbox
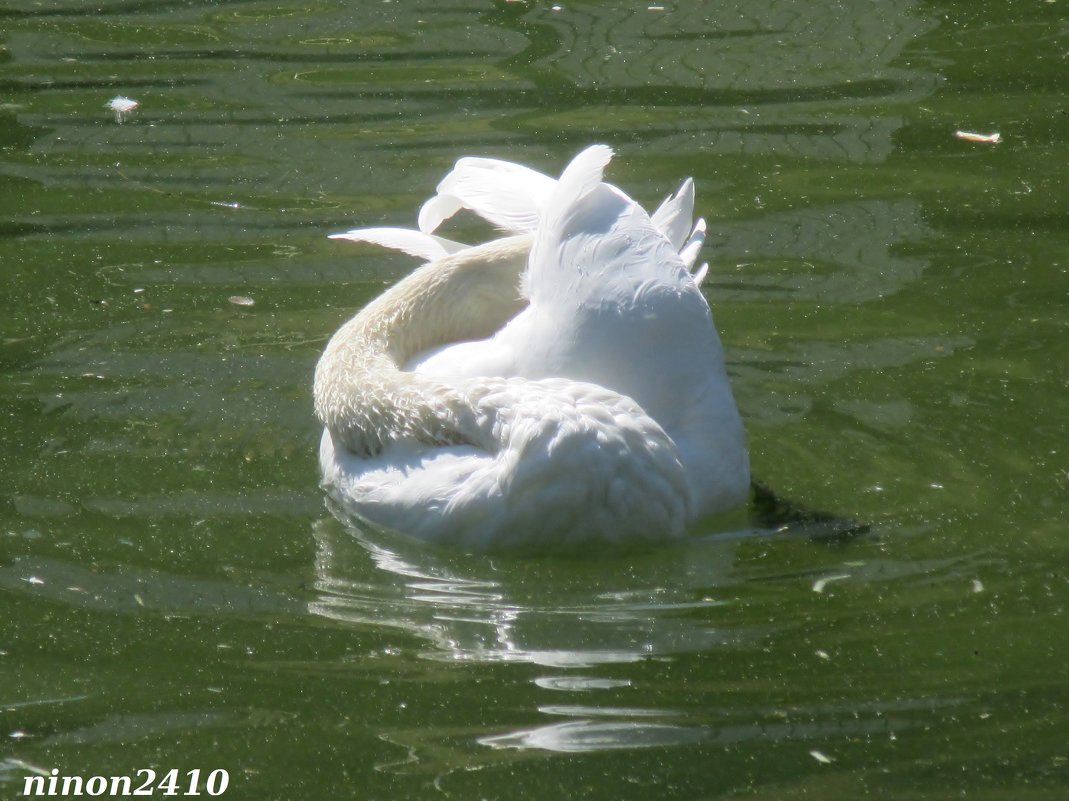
[418,156,557,234]
[329,227,468,262]
[418,150,705,267]
[412,146,710,383]
[650,178,695,251]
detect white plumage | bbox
[315,146,749,550]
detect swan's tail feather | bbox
[329,227,468,262]
[692,262,709,286]
[678,218,706,269]
[418,156,556,234]
[651,178,695,250]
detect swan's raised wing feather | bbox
[525,145,619,301]
[329,227,467,262]
[543,145,614,235]
[416,195,465,237]
[418,156,556,234]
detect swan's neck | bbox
[314,235,531,456]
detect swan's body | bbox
[315,146,748,549]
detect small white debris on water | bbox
[971,579,984,594]
[954,130,1001,144]
[106,95,139,124]
[815,650,831,661]
[812,574,849,594]
[22,576,45,585]
[810,750,833,764]
[228,295,255,307]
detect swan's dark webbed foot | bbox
[749,481,869,544]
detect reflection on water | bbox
[477,695,955,754]
[480,719,706,753]
[310,512,988,759]
[309,513,752,668]
[310,510,984,671]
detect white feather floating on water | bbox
[106,96,139,124]
[812,574,850,594]
[954,130,1001,144]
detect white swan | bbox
[315,145,749,550]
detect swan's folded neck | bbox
[313,236,532,456]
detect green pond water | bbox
[2,1,1067,798]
